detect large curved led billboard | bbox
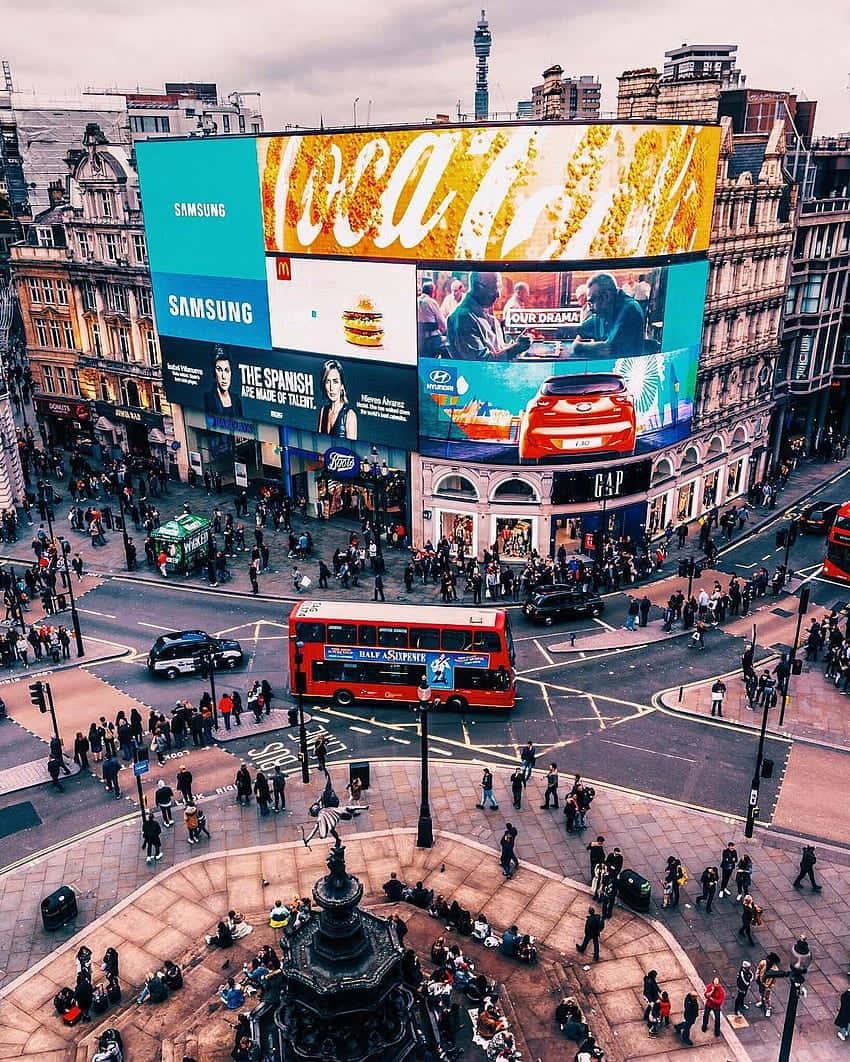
[417,259,708,462]
[259,123,720,263]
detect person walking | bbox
[314,736,328,774]
[638,595,651,627]
[835,987,850,1040]
[739,895,758,944]
[176,766,193,804]
[235,764,252,806]
[695,866,718,912]
[710,679,727,717]
[575,907,603,961]
[733,960,754,1016]
[701,977,725,1038]
[47,755,64,791]
[642,970,661,1022]
[755,952,780,1018]
[664,855,683,908]
[675,992,700,1045]
[49,735,71,775]
[792,844,822,890]
[600,871,617,921]
[541,762,559,809]
[735,853,753,901]
[520,741,536,783]
[154,780,175,826]
[476,766,499,810]
[272,765,287,812]
[499,823,518,879]
[374,572,385,602]
[184,803,201,845]
[142,812,163,863]
[254,770,272,815]
[719,841,738,897]
[218,692,233,731]
[73,731,90,770]
[625,598,640,631]
[102,754,121,798]
[510,767,524,810]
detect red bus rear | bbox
[823,502,850,580]
[288,601,516,711]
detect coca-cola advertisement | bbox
[160,337,417,450]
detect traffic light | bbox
[29,681,47,713]
[776,529,787,549]
[693,561,702,577]
[678,558,688,578]
[288,707,299,726]
[788,519,799,546]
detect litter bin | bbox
[41,885,78,931]
[349,761,370,791]
[618,869,651,912]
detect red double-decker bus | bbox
[823,502,850,581]
[288,601,516,711]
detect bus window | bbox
[295,621,325,643]
[378,627,408,648]
[358,625,377,646]
[313,660,363,683]
[473,630,502,652]
[441,628,473,651]
[410,627,440,650]
[327,623,357,646]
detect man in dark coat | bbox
[575,907,604,960]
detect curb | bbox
[0,646,131,687]
[0,827,753,1062]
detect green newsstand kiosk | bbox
[151,514,211,575]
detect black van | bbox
[523,589,604,625]
[147,630,244,679]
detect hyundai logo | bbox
[429,369,452,385]
[576,401,593,412]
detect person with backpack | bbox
[793,844,822,890]
[664,856,684,907]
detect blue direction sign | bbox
[133,760,149,777]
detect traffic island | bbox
[0,831,750,1061]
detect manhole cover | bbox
[771,608,793,618]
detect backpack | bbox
[91,986,109,1015]
[107,981,122,1004]
[677,864,689,886]
[754,906,764,926]
[54,986,75,1014]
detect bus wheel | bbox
[334,689,355,707]
[445,695,468,712]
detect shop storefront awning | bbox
[94,416,116,431]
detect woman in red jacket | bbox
[701,976,726,1037]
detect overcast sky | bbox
[6,0,849,135]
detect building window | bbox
[132,232,147,263]
[99,374,114,402]
[136,288,153,316]
[102,233,120,262]
[70,368,81,394]
[62,322,75,348]
[89,321,103,355]
[152,387,165,413]
[785,285,798,315]
[55,279,69,305]
[56,366,69,394]
[801,275,823,314]
[41,278,55,304]
[35,319,48,346]
[106,283,128,313]
[222,114,230,132]
[77,230,90,257]
[36,227,54,248]
[110,325,130,359]
[27,278,40,303]
[238,114,246,133]
[42,365,55,391]
[48,320,61,348]
[144,329,159,364]
[98,190,113,218]
[82,281,97,312]
[251,123,260,134]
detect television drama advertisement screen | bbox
[160,337,417,450]
[265,256,417,365]
[259,123,720,263]
[417,259,708,462]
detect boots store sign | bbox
[323,447,360,478]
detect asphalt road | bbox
[0,570,792,866]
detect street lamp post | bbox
[744,616,766,840]
[778,587,809,727]
[57,537,84,657]
[199,649,219,730]
[778,936,813,1062]
[414,677,435,848]
[291,637,310,783]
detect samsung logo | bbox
[429,369,452,385]
[167,295,253,324]
[173,202,227,218]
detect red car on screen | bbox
[518,373,637,459]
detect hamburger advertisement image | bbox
[265,256,416,365]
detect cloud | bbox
[4,0,849,134]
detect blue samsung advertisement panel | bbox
[137,136,271,347]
